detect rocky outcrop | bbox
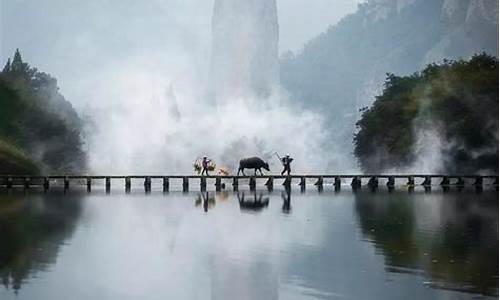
[280,0,498,170]
[210,0,279,102]
[423,0,498,64]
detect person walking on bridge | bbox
[201,156,212,176]
[281,154,294,176]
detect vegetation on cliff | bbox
[0,49,86,174]
[280,0,498,168]
[354,54,498,173]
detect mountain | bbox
[210,0,279,101]
[0,49,87,174]
[280,0,498,169]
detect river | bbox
[0,185,497,299]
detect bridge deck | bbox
[0,174,497,192]
[0,174,498,180]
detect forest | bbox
[354,54,499,174]
[0,50,87,174]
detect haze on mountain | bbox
[281,0,499,170]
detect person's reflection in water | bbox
[281,187,292,214]
[237,191,269,213]
[195,192,216,212]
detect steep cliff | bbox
[210,0,279,101]
[280,0,498,169]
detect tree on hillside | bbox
[354,54,499,174]
[0,49,87,173]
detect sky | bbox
[0,0,360,108]
[0,0,362,173]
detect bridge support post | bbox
[145,177,152,193]
[200,177,207,191]
[6,177,13,189]
[86,177,92,192]
[351,177,361,189]
[182,177,189,192]
[43,177,50,192]
[249,177,256,191]
[440,176,450,186]
[368,176,378,189]
[334,177,341,191]
[283,176,292,188]
[422,176,431,186]
[474,176,483,187]
[64,177,70,190]
[125,177,131,192]
[215,177,222,191]
[387,176,395,188]
[105,177,111,193]
[232,177,238,191]
[265,177,273,191]
[163,177,169,192]
[456,177,465,186]
[314,176,323,188]
[299,177,306,192]
[23,177,30,189]
[494,176,499,186]
[407,176,415,186]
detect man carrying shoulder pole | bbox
[276,153,294,176]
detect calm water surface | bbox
[0,186,497,299]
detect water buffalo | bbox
[237,157,270,176]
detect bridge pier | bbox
[125,177,131,192]
[265,177,273,191]
[163,177,169,192]
[144,177,152,193]
[64,177,70,190]
[215,177,222,191]
[86,177,92,192]
[23,177,30,189]
[456,177,465,186]
[351,176,361,189]
[422,176,431,186]
[333,176,340,190]
[283,176,292,188]
[387,176,395,188]
[43,177,50,192]
[407,176,415,186]
[299,177,306,192]
[232,177,239,191]
[249,177,256,191]
[182,177,189,192]
[368,176,378,189]
[105,177,111,193]
[474,176,483,187]
[440,176,450,186]
[6,177,12,189]
[314,176,323,188]
[200,177,207,191]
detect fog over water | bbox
[0,0,360,174]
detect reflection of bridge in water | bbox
[0,174,498,193]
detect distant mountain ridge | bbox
[280,0,498,170]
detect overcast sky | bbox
[0,0,360,107]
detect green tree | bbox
[354,54,498,173]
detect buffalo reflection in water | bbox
[237,192,269,213]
